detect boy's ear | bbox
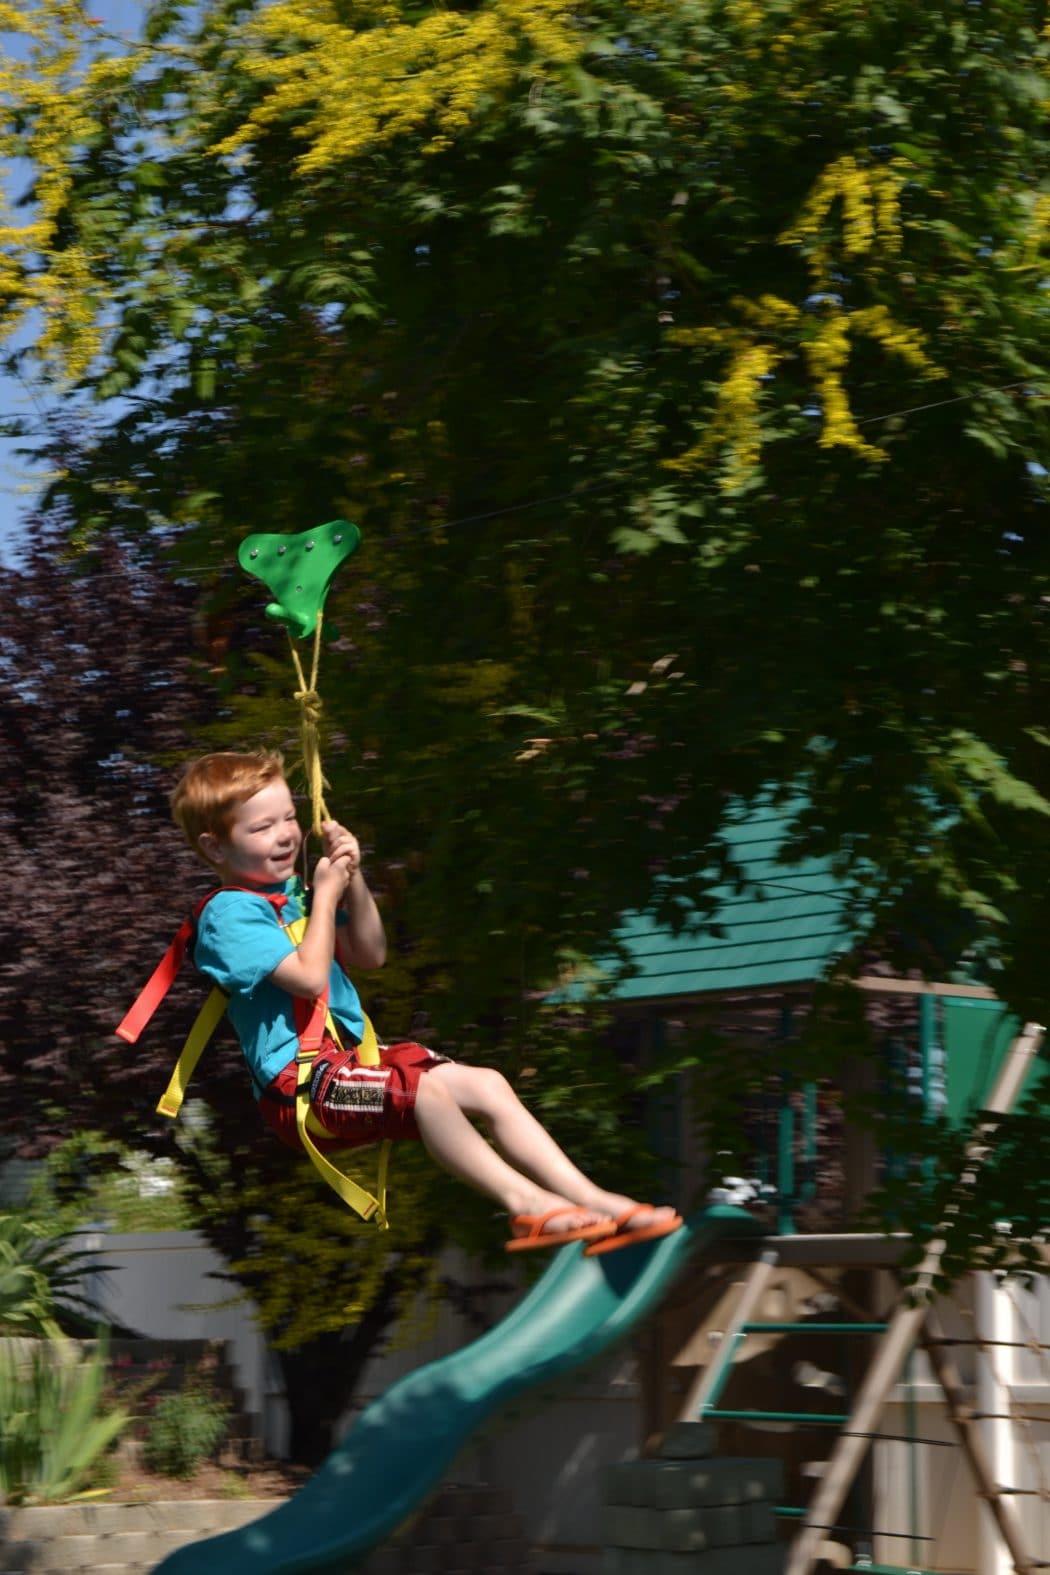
[197,831,222,866]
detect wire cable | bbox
[3,377,1046,577]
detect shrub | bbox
[0,1215,107,1338]
[0,1335,130,1504]
[142,1382,231,1478]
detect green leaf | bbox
[193,359,217,401]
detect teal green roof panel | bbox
[607,794,860,1001]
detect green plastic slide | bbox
[154,1206,753,1575]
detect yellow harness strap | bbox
[281,913,390,1229]
[294,1053,391,1228]
[155,912,391,1228]
[156,988,229,1120]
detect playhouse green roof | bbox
[608,795,860,1002]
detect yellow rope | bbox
[283,622,392,1226]
[288,614,331,835]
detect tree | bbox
[1,0,1049,1321]
[2,0,1047,970]
[0,512,207,1156]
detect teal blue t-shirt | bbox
[193,878,365,1094]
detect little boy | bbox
[170,751,681,1253]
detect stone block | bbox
[0,1545,37,1574]
[488,1539,529,1564]
[0,1495,279,1575]
[657,1421,718,1459]
[603,1456,783,1510]
[359,1547,399,1574]
[2,1505,81,1539]
[78,1567,151,1575]
[606,1502,747,1551]
[154,1498,274,1534]
[745,1499,778,1542]
[471,1512,505,1542]
[604,1545,785,1575]
[404,1545,440,1573]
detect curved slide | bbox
[154,1205,753,1575]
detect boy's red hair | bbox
[171,751,286,859]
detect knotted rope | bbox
[287,614,331,835]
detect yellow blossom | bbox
[665,338,781,492]
[779,155,905,266]
[211,0,585,170]
[851,304,942,376]
[733,293,801,331]
[726,0,765,28]
[803,311,884,460]
[0,0,138,377]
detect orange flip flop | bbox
[583,1205,684,1257]
[506,1208,617,1253]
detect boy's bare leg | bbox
[412,1072,608,1235]
[422,1063,677,1235]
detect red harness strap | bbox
[115,917,196,1044]
[115,887,289,1044]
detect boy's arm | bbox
[323,818,387,972]
[269,859,348,998]
[269,821,386,998]
[337,867,387,972]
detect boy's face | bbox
[198,777,303,886]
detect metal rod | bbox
[705,1408,850,1424]
[709,1416,955,1445]
[801,1080,818,1203]
[742,1321,887,1334]
[927,1337,1050,1352]
[778,1100,797,1236]
[774,1508,934,1540]
[843,1564,934,1575]
[972,1413,1050,1426]
[846,1430,955,1449]
[706,1234,1050,1269]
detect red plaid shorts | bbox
[258,1036,448,1152]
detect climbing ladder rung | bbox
[775,1508,934,1545]
[742,1321,887,1334]
[704,1408,850,1425]
[846,1565,929,1575]
[846,1566,928,1575]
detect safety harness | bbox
[116,885,390,1228]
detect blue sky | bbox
[0,341,43,566]
[0,0,142,565]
